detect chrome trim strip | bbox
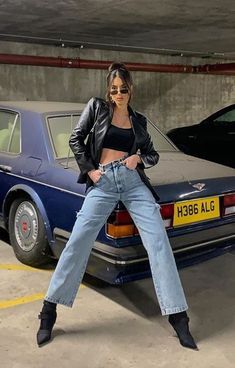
[173,234,235,254]
[0,172,85,198]
[91,250,148,265]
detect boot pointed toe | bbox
[168,313,198,351]
[36,310,57,347]
[178,332,198,350]
[37,329,52,346]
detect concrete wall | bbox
[0,41,234,133]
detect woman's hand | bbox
[123,154,141,170]
[88,169,104,183]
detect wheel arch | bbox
[3,184,53,244]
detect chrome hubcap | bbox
[14,201,39,251]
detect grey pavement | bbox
[1,230,235,368]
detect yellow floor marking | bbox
[0,263,86,309]
[0,293,45,309]
[0,286,86,309]
[0,264,50,272]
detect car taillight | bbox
[222,193,235,216]
[106,203,174,239]
[160,203,174,228]
[106,210,139,238]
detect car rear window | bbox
[147,119,178,151]
[47,114,177,158]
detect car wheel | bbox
[9,198,50,266]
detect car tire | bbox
[9,198,50,266]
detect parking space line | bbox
[0,264,50,272]
[0,286,86,309]
[0,293,45,309]
[0,263,87,309]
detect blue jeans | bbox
[45,159,188,315]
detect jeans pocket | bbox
[123,165,136,172]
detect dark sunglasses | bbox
[110,88,129,95]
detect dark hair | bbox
[105,62,133,104]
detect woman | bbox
[37,62,198,350]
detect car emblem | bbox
[192,183,205,191]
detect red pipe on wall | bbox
[0,53,235,75]
[194,63,235,74]
[0,53,193,73]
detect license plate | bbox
[173,196,220,226]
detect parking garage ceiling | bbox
[0,0,235,59]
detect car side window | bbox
[9,115,21,154]
[214,108,235,124]
[0,111,20,153]
[47,114,80,158]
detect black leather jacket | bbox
[69,97,160,200]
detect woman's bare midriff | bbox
[100,148,128,165]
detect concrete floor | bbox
[1,230,235,368]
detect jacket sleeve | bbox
[69,97,97,175]
[138,117,159,169]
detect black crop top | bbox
[102,124,135,152]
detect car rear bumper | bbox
[169,221,235,253]
[51,222,235,284]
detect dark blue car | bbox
[0,101,235,284]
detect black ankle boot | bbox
[37,301,57,346]
[168,312,198,350]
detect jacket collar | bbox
[128,104,138,119]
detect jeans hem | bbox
[161,305,188,316]
[45,296,73,308]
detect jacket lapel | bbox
[95,103,113,162]
[128,105,138,154]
